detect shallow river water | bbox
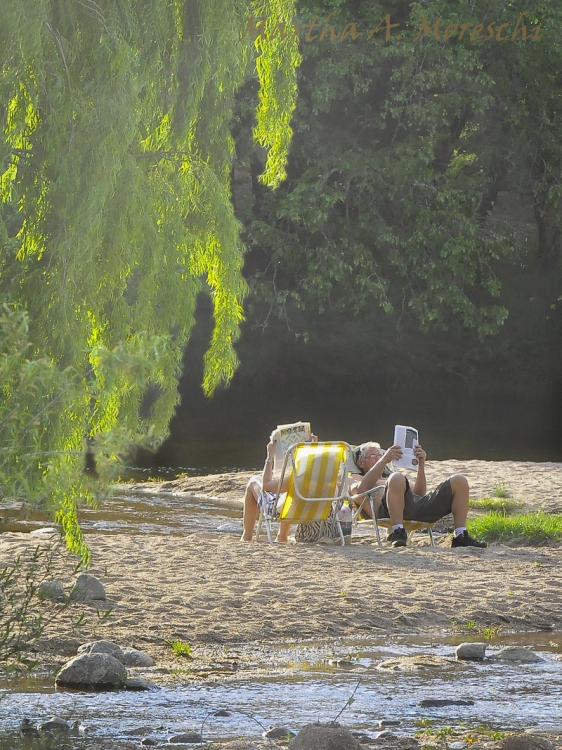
[1,635,562,742]
[1,489,562,743]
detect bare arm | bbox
[349,445,403,497]
[412,444,427,496]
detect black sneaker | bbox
[451,530,487,548]
[388,527,407,548]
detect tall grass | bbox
[468,512,562,543]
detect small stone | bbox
[455,642,487,661]
[264,726,296,739]
[328,658,359,668]
[70,573,107,602]
[37,717,70,732]
[375,730,394,739]
[141,739,159,747]
[213,709,231,717]
[168,731,203,743]
[120,647,155,667]
[490,647,544,663]
[449,743,468,749]
[419,699,474,707]
[379,720,401,727]
[124,678,160,691]
[38,580,66,601]
[30,527,59,535]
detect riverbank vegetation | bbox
[0,0,300,560]
[468,511,562,544]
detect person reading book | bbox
[241,432,318,542]
[349,441,487,549]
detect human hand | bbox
[383,445,403,464]
[413,444,426,464]
[310,433,318,443]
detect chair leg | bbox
[428,526,436,548]
[370,497,383,546]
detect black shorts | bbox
[379,477,453,523]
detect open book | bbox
[393,425,419,471]
[270,421,311,474]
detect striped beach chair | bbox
[256,441,352,545]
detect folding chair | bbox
[352,487,436,547]
[255,441,352,545]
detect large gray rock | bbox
[455,642,487,660]
[78,640,124,660]
[289,723,362,750]
[490,646,544,663]
[55,653,127,690]
[70,573,107,601]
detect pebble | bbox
[141,739,158,747]
[168,731,204,743]
[263,726,296,739]
[379,720,401,727]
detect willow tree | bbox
[0,0,300,561]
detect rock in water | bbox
[289,723,362,750]
[455,642,487,660]
[55,653,127,690]
[490,647,544,663]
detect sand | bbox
[1,459,561,658]
[1,460,562,747]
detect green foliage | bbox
[491,481,511,499]
[469,497,523,514]
[166,639,193,657]
[0,0,300,560]
[0,545,58,672]
[467,512,562,543]
[241,0,562,340]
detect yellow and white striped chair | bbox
[256,441,352,545]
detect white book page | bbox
[393,425,419,471]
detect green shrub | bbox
[166,639,193,658]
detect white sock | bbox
[392,524,405,531]
[454,527,467,536]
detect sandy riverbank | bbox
[1,460,561,660]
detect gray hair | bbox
[354,441,382,462]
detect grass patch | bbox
[166,639,193,658]
[491,480,511,499]
[469,497,523,514]
[468,511,562,544]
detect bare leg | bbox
[385,472,407,525]
[449,474,470,527]
[275,521,291,543]
[241,476,262,542]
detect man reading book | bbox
[349,442,487,549]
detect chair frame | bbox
[351,487,436,547]
[255,441,352,545]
